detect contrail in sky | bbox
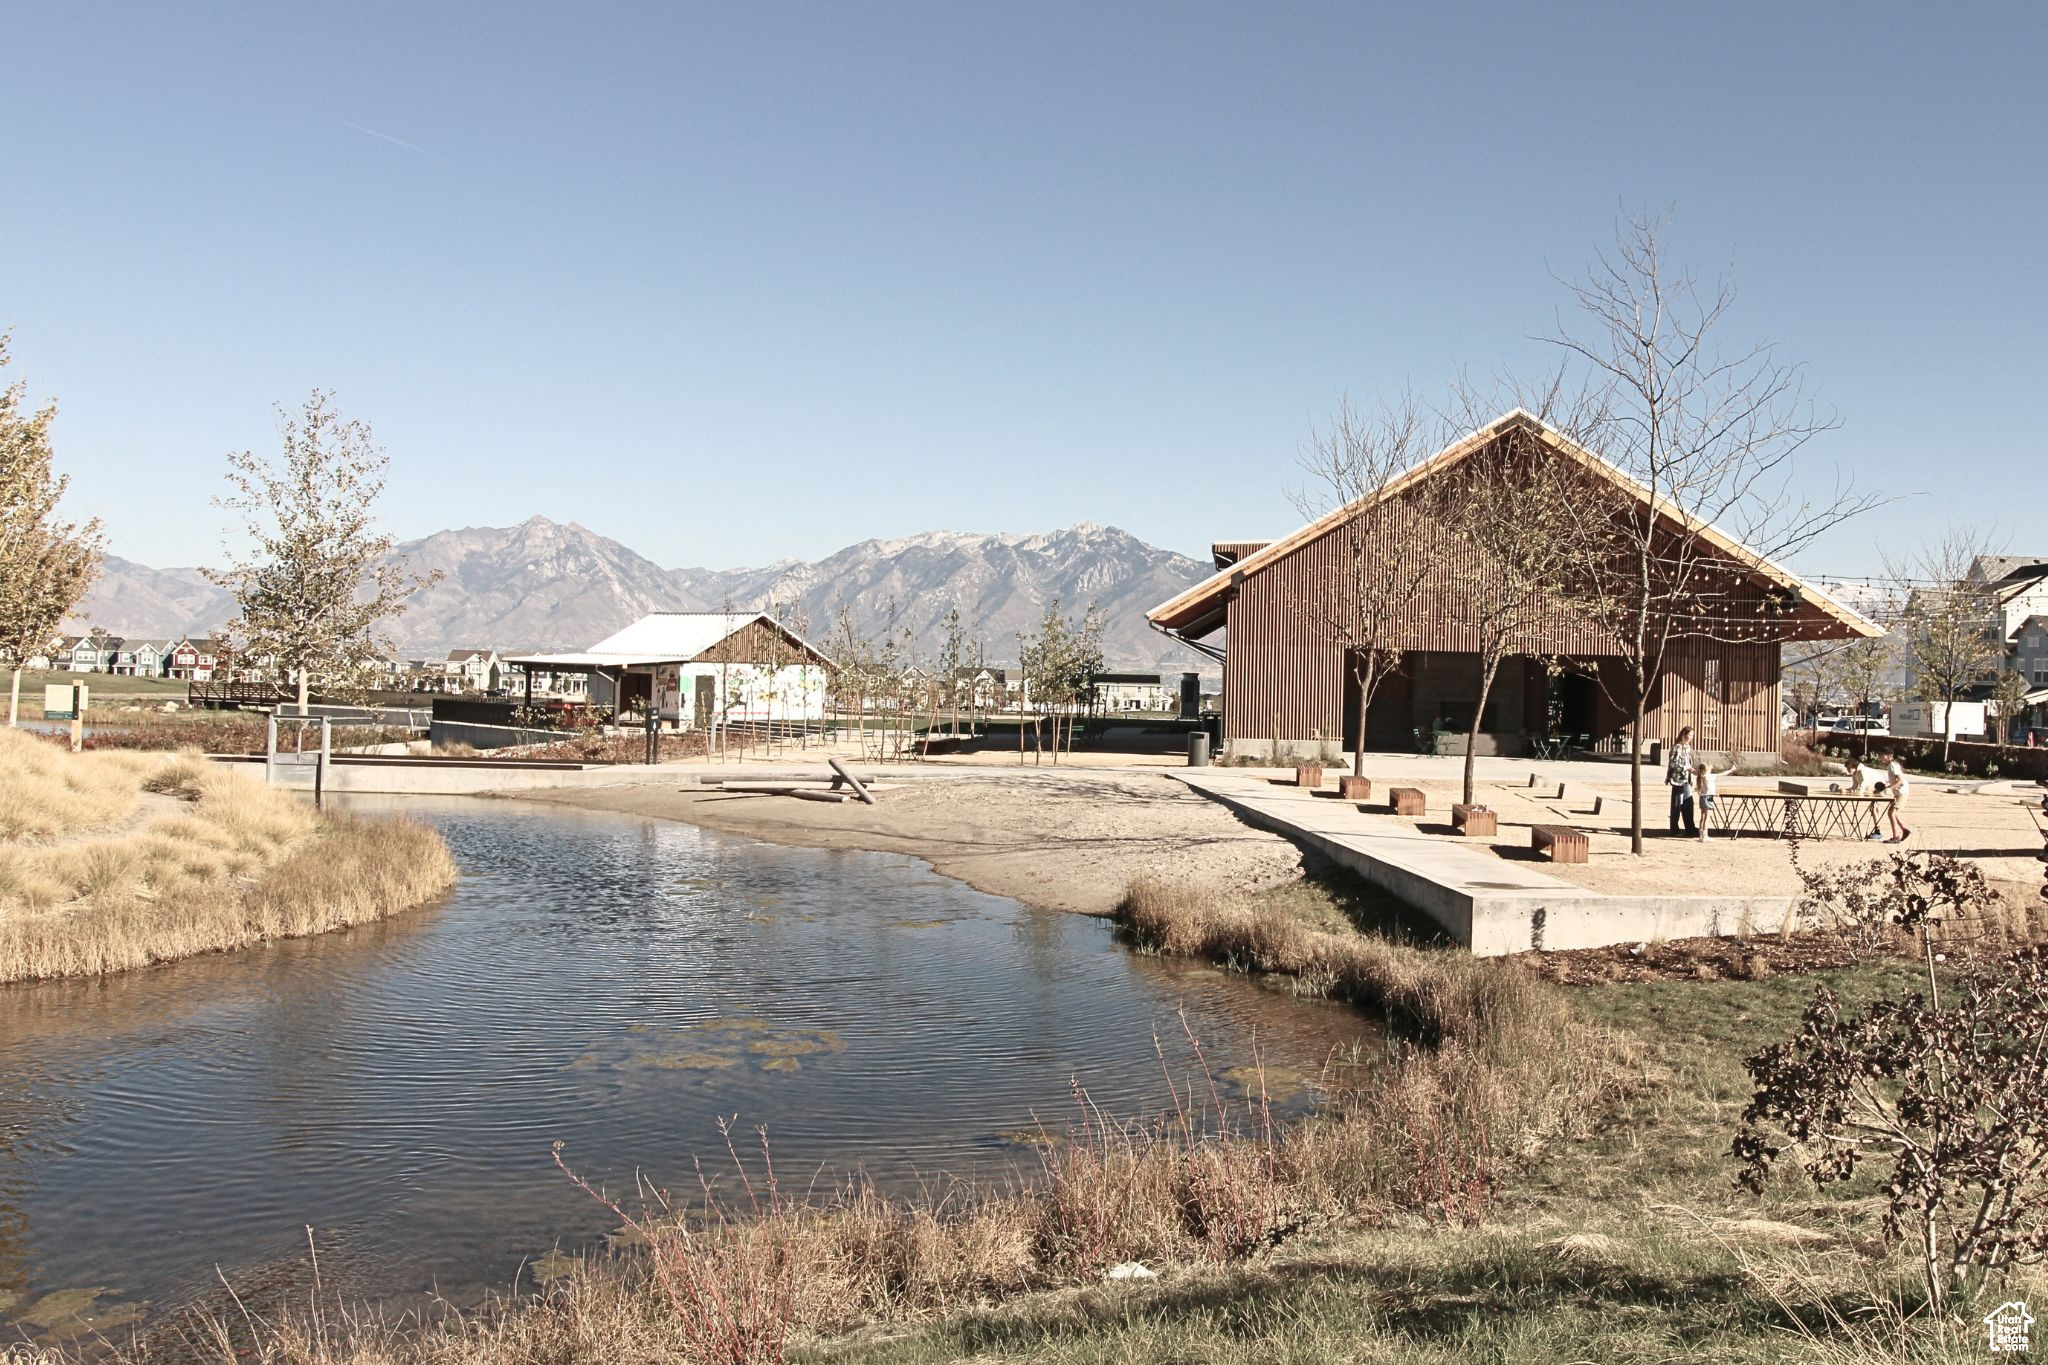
[339,119,442,160]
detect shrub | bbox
[1735,949,2048,1316]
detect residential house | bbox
[1089,672,1168,711]
[1146,409,1881,765]
[113,639,175,677]
[444,649,503,693]
[1972,555,2048,646]
[165,637,221,681]
[506,612,833,728]
[506,663,591,701]
[65,634,123,673]
[2014,616,2048,689]
[952,666,1009,711]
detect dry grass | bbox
[1116,875,1594,1063]
[0,725,159,839]
[0,728,457,983]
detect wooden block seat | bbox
[1451,803,1496,836]
[1532,824,1588,864]
[1337,774,1372,800]
[1389,787,1425,816]
[1293,765,1325,789]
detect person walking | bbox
[1667,725,1698,837]
[1881,754,1913,843]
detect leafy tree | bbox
[204,391,438,713]
[1019,596,1104,764]
[0,334,103,725]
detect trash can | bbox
[1188,730,1211,767]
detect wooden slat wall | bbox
[696,618,834,669]
[1220,458,1787,753]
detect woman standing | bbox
[1667,725,1698,837]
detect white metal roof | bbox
[504,612,834,672]
[588,612,769,658]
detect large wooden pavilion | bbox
[1147,410,1882,766]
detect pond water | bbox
[0,797,1376,1341]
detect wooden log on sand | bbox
[788,790,851,803]
[828,757,877,805]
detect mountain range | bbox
[67,519,1216,671]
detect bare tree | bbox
[1987,667,2031,749]
[1887,527,2003,765]
[1781,641,1844,742]
[1545,213,1882,853]
[1431,396,1608,805]
[1293,394,1450,778]
[0,334,103,725]
[204,391,439,714]
[1833,633,1898,761]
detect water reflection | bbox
[0,796,1375,1336]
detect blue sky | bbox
[2,3,2040,577]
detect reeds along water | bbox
[0,728,456,983]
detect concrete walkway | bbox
[1171,769,1793,956]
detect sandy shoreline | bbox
[510,761,2046,929]
[508,769,1308,915]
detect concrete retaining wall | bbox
[1177,771,1795,957]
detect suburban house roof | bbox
[1972,555,2048,586]
[504,612,834,673]
[445,649,496,664]
[1147,409,1886,643]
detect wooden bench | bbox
[1293,765,1324,789]
[1451,803,1496,836]
[1532,824,1588,864]
[1389,787,1425,816]
[1337,774,1372,801]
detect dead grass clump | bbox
[1115,876,1580,1065]
[0,748,456,984]
[252,814,458,937]
[141,748,213,800]
[1112,876,1636,1230]
[0,725,155,839]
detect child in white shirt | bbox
[1692,758,1737,842]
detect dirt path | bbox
[510,770,1307,915]
[20,791,186,851]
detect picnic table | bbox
[1709,787,1892,840]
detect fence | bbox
[1812,733,2048,782]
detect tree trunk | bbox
[1350,660,1369,777]
[1940,697,1954,766]
[1464,661,1499,808]
[1629,698,1647,856]
[297,667,310,716]
[8,667,20,728]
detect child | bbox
[1693,757,1737,841]
[1882,754,1912,843]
